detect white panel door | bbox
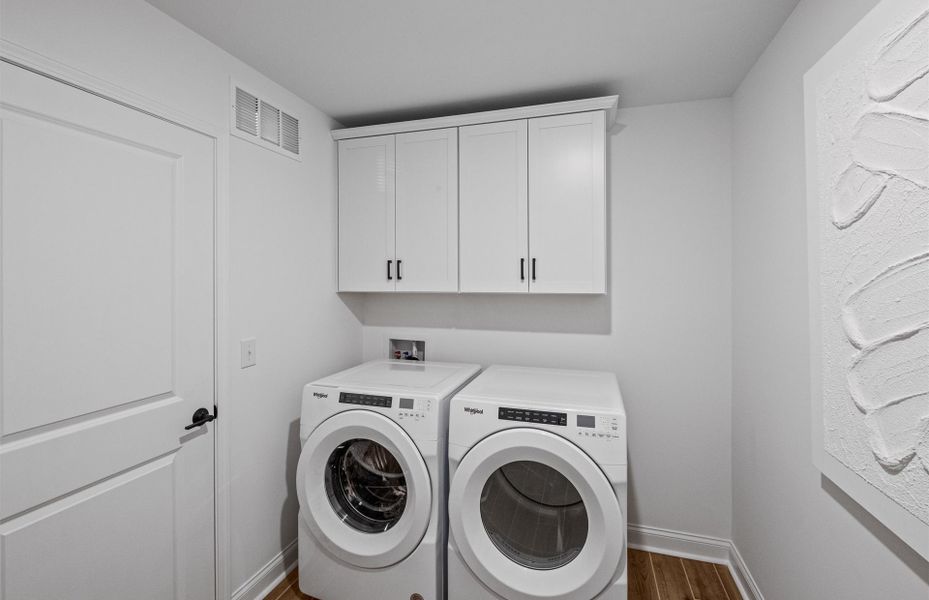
[459,120,529,293]
[528,111,607,294]
[395,128,458,292]
[0,62,215,600]
[338,135,396,291]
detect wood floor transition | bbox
[262,550,742,600]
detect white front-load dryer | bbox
[297,360,480,600]
[447,365,628,600]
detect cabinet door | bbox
[528,111,606,294]
[459,120,529,293]
[338,135,396,292]
[395,128,459,292]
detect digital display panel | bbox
[339,392,392,408]
[498,407,567,426]
[399,398,415,409]
[577,415,596,428]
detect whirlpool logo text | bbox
[463,407,484,415]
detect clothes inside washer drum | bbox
[325,439,407,533]
[479,461,588,570]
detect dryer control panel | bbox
[498,407,567,426]
[451,396,627,465]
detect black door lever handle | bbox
[185,407,215,430]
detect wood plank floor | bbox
[630,550,742,600]
[264,550,741,600]
[262,568,312,600]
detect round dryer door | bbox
[449,428,624,600]
[297,410,432,569]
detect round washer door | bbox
[449,428,623,600]
[297,410,432,569]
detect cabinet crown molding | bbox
[331,95,618,141]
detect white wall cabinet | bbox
[459,111,606,294]
[338,128,458,292]
[528,111,606,294]
[338,135,395,292]
[337,97,613,294]
[459,120,529,293]
[395,128,458,292]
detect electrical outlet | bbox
[240,338,257,368]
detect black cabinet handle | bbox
[520,258,525,281]
[387,260,392,280]
[397,260,402,280]
[185,407,215,430]
[532,258,537,281]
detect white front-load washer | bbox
[297,359,480,600]
[447,365,627,600]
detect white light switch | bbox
[240,338,257,368]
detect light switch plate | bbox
[240,338,257,368]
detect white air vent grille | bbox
[259,100,281,145]
[235,87,259,136]
[281,112,299,155]
[232,84,300,159]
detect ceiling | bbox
[146,0,800,127]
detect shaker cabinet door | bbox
[528,111,606,294]
[338,135,396,292]
[459,120,529,293]
[394,128,459,292]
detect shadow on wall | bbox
[338,292,366,323]
[627,452,642,533]
[822,477,929,584]
[346,292,612,335]
[281,419,302,555]
[338,81,618,128]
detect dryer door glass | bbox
[480,460,588,569]
[325,438,407,533]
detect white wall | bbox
[360,98,734,540]
[0,0,363,595]
[731,0,929,598]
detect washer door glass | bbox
[480,460,588,569]
[326,438,407,533]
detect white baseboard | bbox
[628,523,732,563]
[627,524,763,600]
[231,539,298,600]
[727,540,765,600]
[231,528,762,600]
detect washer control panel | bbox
[396,396,432,421]
[575,413,621,439]
[339,392,391,408]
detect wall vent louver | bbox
[232,83,301,159]
[259,100,281,145]
[235,87,259,136]
[281,112,300,155]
